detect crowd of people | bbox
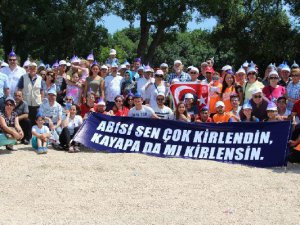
[0,48,300,161]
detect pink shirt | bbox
[262,85,286,102]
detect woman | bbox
[286,68,300,111]
[59,104,83,152]
[121,70,136,96]
[184,93,199,122]
[0,97,24,150]
[240,102,259,122]
[208,72,222,115]
[264,102,281,122]
[124,93,134,109]
[109,95,129,116]
[243,67,264,102]
[42,70,56,103]
[145,69,166,108]
[221,72,243,111]
[84,63,104,101]
[175,102,191,122]
[262,70,286,102]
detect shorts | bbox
[31,136,49,150]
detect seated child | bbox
[31,114,51,154]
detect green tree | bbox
[0,0,111,63]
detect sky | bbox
[101,15,218,34]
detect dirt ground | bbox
[0,144,300,225]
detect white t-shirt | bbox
[137,77,155,99]
[66,115,83,135]
[145,82,166,108]
[0,66,26,96]
[128,105,155,118]
[151,105,174,120]
[104,75,123,102]
[32,125,50,137]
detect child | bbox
[31,114,51,154]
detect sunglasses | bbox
[66,98,72,101]
[291,74,300,77]
[157,98,164,101]
[115,100,123,103]
[9,59,16,62]
[269,77,279,80]
[248,72,256,75]
[128,98,133,101]
[14,95,21,97]
[47,74,54,77]
[190,72,197,74]
[253,95,262,99]
[40,73,46,76]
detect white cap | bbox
[174,60,182,65]
[29,62,37,67]
[101,65,108,70]
[160,63,168,68]
[157,92,165,97]
[269,70,279,77]
[109,49,117,55]
[190,67,199,74]
[252,88,262,95]
[243,102,252,110]
[66,62,71,67]
[184,93,194,99]
[119,64,126,70]
[221,65,232,71]
[281,66,291,72]
[23,59,31,67]
[155,69,164,76]
[201,62,208,67]
[237,67,246,74]
[59,60,67,66]
[215,101,225,108]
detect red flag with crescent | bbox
[170,82,209,109]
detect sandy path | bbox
[0,144,300,225]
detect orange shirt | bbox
[213,112,232,123]
[208,83,222,114]
[222,86,237,112]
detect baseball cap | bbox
[268,70,279,77]
[242,102,252,110]
[109,49,117,55]
[157,92,165,97]
[29,62,37,67]
[215,101,225,108]
[48,89,57,96]
[221,65,232,71]
[184,93,194,99]
[252,88,262,95]
[205,67,215,73]
[134,92,142,98]
[155,69,164,76]
[190,67,199,74]
[247,67,257,74]
[174,60,182,66]
[59,60,67,66]
[160,63,168,68]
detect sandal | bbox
[68,146,75,153]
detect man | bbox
[13,90,31,144]
[0,69,9,109]
[229,94,241,121]
[128,93,160,118]
[198,62,209,81]
[212,101,233,123]
[55,60,68,105]
[189,67,200,82]
[136,66,154,100]
[160,63,169,81]
[167,60,191,84]
[151,92,174,120]
[17,62,43,125]
[0,50,26,96]
[145,69,166,108]
[39,89,63,135]
[278,64,291,87]
[104,63,123,110]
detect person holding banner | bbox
[212,101,235,123]
[240,102,259,122]
[128,93,160,119]
[208,72,222,115]
[109,95,129,117]
[151,92,174,120]
[175,102,191,122]
[195,106,212,123]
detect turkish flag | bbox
[170,82,209,109]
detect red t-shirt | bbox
[80,103,95,118]
[292,100,300,117]
[113,106,129,117]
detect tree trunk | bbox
[144,25,166,64]
[137,11,150,62]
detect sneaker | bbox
[74,146,80,152]
[68,146,75,153]
[37,147,44,154]
[6,145,16,151]
[43,147,48,154]
[52,143,64,150]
